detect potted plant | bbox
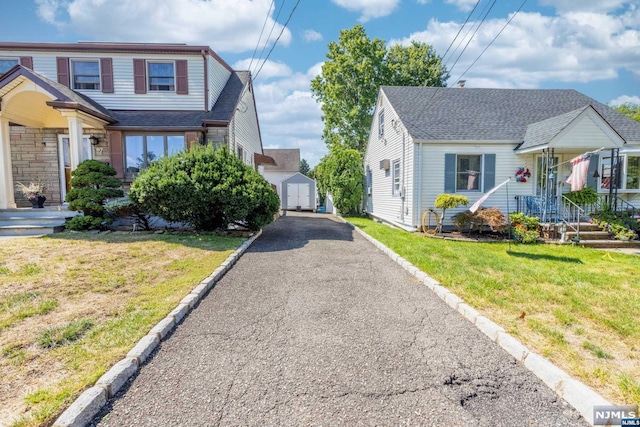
[16,181,47,208]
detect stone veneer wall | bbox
[10,126,109,207]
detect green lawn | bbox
[347,217,640,405]
[0,231,245,427]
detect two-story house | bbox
[0,41,269,208]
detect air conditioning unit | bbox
[380,159,390,170]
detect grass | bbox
[0,231,245,427]
[347,217,640,405]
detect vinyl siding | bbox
[15,50,206,110]
[416,142,536,226]
[551,111,625,150]
[230,84,262,165]
[208,56,232,109]
[364,93,415,228]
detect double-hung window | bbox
[456,155,482,191]
[444,153,495,194]
[392,160,401,196]
[0,58,19,75]
[378,110,385,138]
[71,60,100,90]
[627,156,640,190]
[148,62,175,91]
[124,134,185,175]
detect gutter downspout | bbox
[202,49,209,112]
[416,141,423,229]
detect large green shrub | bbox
[65,160,123,230]
[128,145,279,231]
[315,147,364,215]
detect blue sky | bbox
[4,0,640,167]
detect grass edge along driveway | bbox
[347,217,640,406]
[0,231,245,427]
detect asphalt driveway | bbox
[92,212,586,426]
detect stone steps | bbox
[0,208,76,236]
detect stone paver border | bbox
[52,230,263,427]
[342,218,611,426]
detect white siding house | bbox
[0,42,269,208]
[364,87,640,230]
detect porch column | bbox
[0,117,17,209]
[66,115,84,170]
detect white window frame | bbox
[392,159,401,196]
[148,61,175,92]
[378,109,385,138]
[71,59,100,91]
[456,154,482,192]
[598,154,640,193]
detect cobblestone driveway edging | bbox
[52,230,263,427]
[342,219,611,426]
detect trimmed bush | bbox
[129,145,279,231]
[65,160,123,230]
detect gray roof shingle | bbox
[381,87,640,145]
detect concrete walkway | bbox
[92,212,586,426]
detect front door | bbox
[58,135,92,202]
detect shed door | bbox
[287,183,311,209]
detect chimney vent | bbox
[457,80,466,88]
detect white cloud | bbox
[233,58,293,80]
[330,0,399,22]
[445,0,478,12]
[36,0,291,53]
[609,95,640,106]
[254,66,327,168]
[389,9,640,91]
[302,29,323,42]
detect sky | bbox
[2,0,640,168]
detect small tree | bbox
[434,194,469,228]
[65,160,123,230]
[129,145,279,231]
[299,159,310,176]
[316,147,363,215]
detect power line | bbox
[454,0,528,84]
[253,0,301,82]
[248,0,275,74]
[447,0,498,77]
[442,0,482,64]
[252,0,288,75]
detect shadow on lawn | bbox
[506,251,584,264]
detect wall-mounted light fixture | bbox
[592,169,600,178]
[89,135,100,146]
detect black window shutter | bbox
[483,154,496,191]
[444,153,456,193]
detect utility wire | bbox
[253,0,301,82]
[248,0,275,73]
[442,0,482,64]
[454,0,528,84]
[442,0,488,65]
[252,0,288,75]
[447,0,498,77]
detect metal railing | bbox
[559,196,585,242]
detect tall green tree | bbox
[616,103,640,122]
[299,158,310,176]
[311,25,448,154]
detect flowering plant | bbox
[515,167,531,182]
[16,181,47,200]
